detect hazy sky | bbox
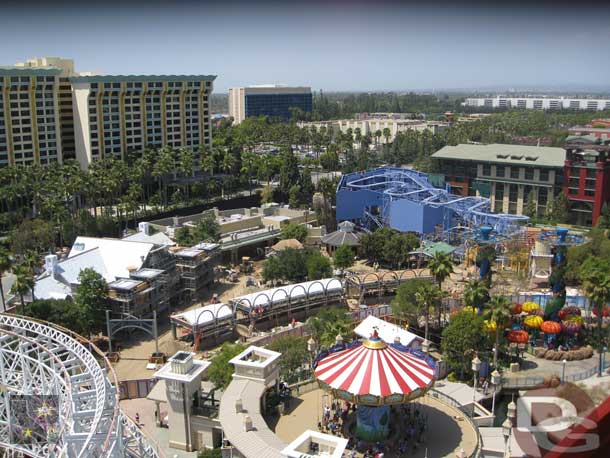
[2,0,610,92]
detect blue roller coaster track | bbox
[338,167,528,236]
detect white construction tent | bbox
[230,278,344,313]
[171,302,233,331]
[354,315,427,349]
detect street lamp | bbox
[562,359,567,384]
[491,369,501,417]
[502,418,512,458]
[471,354,481,417]
[601,346,607,375]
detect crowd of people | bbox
[317,400,430,457]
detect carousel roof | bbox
[314,332,435,405]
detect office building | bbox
[228,85,312,124]
[564,134,610,226]
[0,57,76,167]
[432,144,566,216]
[462,96,610,111]
[71,73,215,168]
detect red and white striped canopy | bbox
[314,338,435,405]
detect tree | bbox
[306,251,332,280]
[198,448,222,458]
[208,342,246,388]
[75,268,109,334]
[441,310,489,379]
[10,264,34,314]
[263,249,307,283]
[428,252,454,290]
[580,256,610,376]
[0,247,12,311]
[523,190,537,218]
[267,336,309,379]
[546,191,570,224]
[24,299,85,335]
[10,219,54,257]
[193,213,220,242]
[486,295,512,368]
[333,245,355,270]
[175,226,194,247]
[463,279,490,315]
[281,223,308,243]
[278,148,300,196]
[305,307,354,348]
[392,279,440,341]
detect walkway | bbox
[271,388,478,458]
[501,351,602,388]
[218,378,286,458]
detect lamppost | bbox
[601,346,607,375]
[562,359,567,384]
[471,354,481,417]
[503,398,517,457]
[491,369,501,417]
[308,337,317,370]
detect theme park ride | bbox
[336,167,528,235]
[0,314,159,458]
[313,330,435,442]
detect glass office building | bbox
[229,85,312,124]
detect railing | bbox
[428,388,482,458]
[501,363,602,388]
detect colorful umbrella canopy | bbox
[558,306,581,320]
[524,315,543,329]
[512,303,522,315]
[507,329,529,343]
[484,319,497,334]
[561,321,581,335]
[522,302,540,313]
[314,332,435,405]
[565,315,584,326]
[541,320,562,334]
[462,306,477,315]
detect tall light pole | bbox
[562,359,567,384]
[471,354,481,417]
[491,369,501,418]
[503,398,517,458]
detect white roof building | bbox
[354,315,427,349]
[34,237,156,301]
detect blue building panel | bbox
[335,167,528,235]
[245,93,312,121]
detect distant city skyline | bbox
[2,0,610,93]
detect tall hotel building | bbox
[228,85,312,124]
[0,57,216,169]
[0,57,75,167]
[70,74,215,168]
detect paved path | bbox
[270,389,478,458]
[121,397,198,458]
[501,350,601,386]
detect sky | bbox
[2,0,610,93]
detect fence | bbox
[500,362,603,389]
[250,324,306,347]
[119,378,157,400]
[348,304,393,322]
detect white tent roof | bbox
[172,302,233,327]
[354,315,425,348]
[232,278,343,311]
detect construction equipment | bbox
[240,256,253,273]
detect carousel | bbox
[313,329,435,442]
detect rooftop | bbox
[0,66,63,76]
[69,74,216,83]
[432,144,566,167]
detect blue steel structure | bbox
[336,167,528,235]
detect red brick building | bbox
[564,134,610,226]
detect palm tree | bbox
[0,248,12,312]
[382,127,391,145]
[428,251,455,327]
[178,147,194,202]
[374,129,382,152]
[580,257,610,376]
[415,282,442,342]
[463,278,490,316]
[10,264,34,315]
[486,295,512,368]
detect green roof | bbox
[432,144,566,168]
[422,242,456,257]
[69,74,216,83]
[0,66,62,76]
